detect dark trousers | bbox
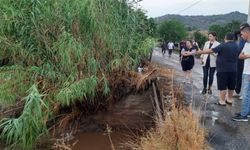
[162,49,166,55]
[179,49,182,61]
[235,59,244,94]
[168,49,173,56]
[203,66,216,89]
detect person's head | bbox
[241,27,250,41]
[208,32,217,42]
[224,33,235,42]
[240,23,250,31]
[186,40,193,48]
[233,23,249,40]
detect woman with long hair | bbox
[200,32,220,94]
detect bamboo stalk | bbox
[152,82,163,127]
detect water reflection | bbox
[211,111,219,126]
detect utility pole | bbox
[248,0,250,23]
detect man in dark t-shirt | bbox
[212,40,239,73]
[197,33,240,106]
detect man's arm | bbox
[196,49,214,55]
[197,43,222,55]
[239,52,250,60]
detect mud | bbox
[69,89,154,150]
[93,89,154,129]
[72,131,134,150]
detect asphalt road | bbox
[152,47,250,150]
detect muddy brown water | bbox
[72,132,133,150]
[71,90,154,150]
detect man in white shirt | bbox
[232,26,250,122]
[167,41,175,57]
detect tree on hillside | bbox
[158,20,187,42]
[193,31,207,48]
[224,20,241,33]
[209,24,226,42]
[209,20,241,41]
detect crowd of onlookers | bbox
[160,23,250,122]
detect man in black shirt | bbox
[197,33,240,106]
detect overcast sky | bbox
[138,0,249,17]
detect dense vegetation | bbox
[193,31,207,48]
[157,20,187,42]
[0,0,156,149]
[209,20,241,41]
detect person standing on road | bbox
[234,23,250,99]
[161,42,167,56]
[200,32,220,95]
[181,40,197,83]
[196,33,240,106]
[168,41,175,58]
[232,27,250,122]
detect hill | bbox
[155,11,247,30]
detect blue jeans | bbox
[240,74,250,116]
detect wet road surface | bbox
[152,47,250,150]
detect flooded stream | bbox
[71,90,153,150]
[72,132,133,150]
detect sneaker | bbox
[232,115,248,122]
[235,113,250,118]
[201,89,207,95]
[207,89,212,95]
[233,93,240,97]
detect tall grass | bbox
[0,0,155,105]
[0,65,34,106]
[56,76,99,106]
[0,85,49,149]
[0,0,156,148]
[133,108,206,150]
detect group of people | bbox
[161,41,175,57]
[177,23,250,122]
